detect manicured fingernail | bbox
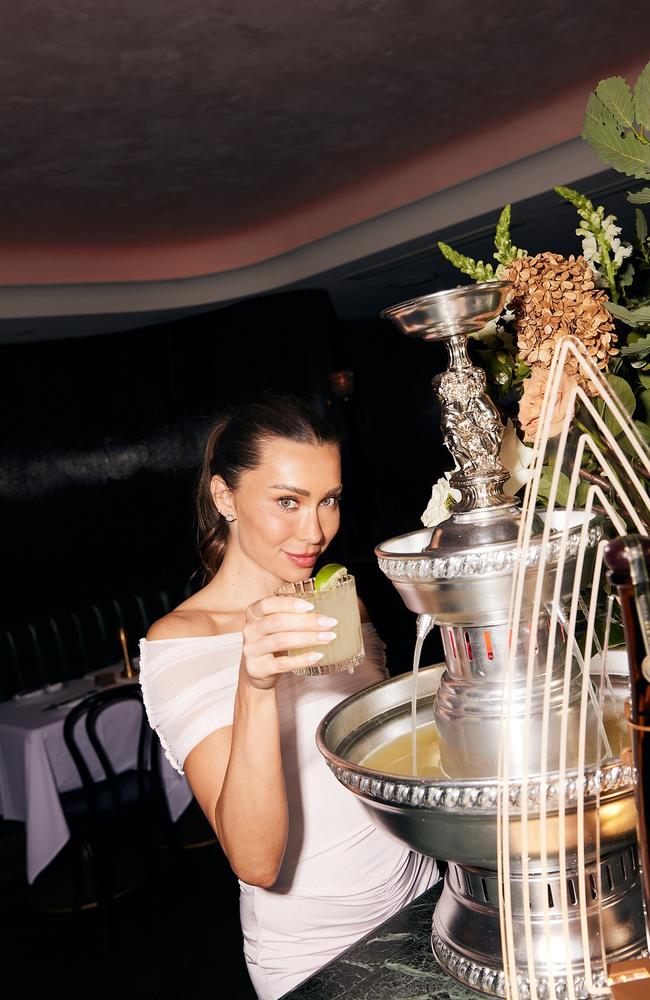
[317,631,337,641]
[307,652,324,663]
[295,600,315,611]
[317,616,338,627]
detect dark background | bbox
[4,166,642,695]
[1,287,449,691]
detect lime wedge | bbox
[314,563,347,591]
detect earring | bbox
[225,513,236,523]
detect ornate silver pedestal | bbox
[317,284,646,996]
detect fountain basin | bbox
[375,517,603,623]
[317,665,637,870]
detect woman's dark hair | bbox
[196,394,341,581]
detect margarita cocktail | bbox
[277,568,365,675]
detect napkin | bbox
[12,681,66,701]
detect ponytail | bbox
[195,419,229,582]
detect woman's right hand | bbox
[240,595,337,690]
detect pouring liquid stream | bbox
[362,614,444,777]
[410,633,426,775]
[362,605,625,777]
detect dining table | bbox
[0,663,193,883]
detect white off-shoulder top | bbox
[139,624,438,1000]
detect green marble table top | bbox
[281,881,482,999]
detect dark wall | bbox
[2,288,447,676]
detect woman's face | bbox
[221,437,342,584]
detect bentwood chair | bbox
[60,685,180,948]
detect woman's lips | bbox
[284,552,319,568]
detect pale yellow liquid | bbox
[360,712,628,779]
[360,621,630,778]
[290,576,364,673]
[361,722,446,778]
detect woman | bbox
[139,394,438,999]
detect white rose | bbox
[421,473,461,528]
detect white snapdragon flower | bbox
[602,215,622,242]
[610,237,632,268]
[576,210,631,275]
[421,473,461,528]
[580,234,600,266]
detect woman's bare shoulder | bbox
[145,608,220,641]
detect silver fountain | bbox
[317,283,646,997]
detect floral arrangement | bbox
[422,58,650,529]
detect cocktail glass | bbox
[276,573,365,676]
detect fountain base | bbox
[433,846,645,998]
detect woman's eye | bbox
[278,497,298,510]
[321,496,341,508]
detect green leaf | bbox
[606,373,636,415]
[638,372,650,390]
[596,75,636,129]
[628,306,650,325]
[606,301,650,327]
[641,390,650,420]
[620,334,650,356]
[582,91,650,180]
[575,480,591,507]
[628,187,650,204]
[536,467,572,507]
[606,301,640,325]
[596,373,636,436]
[618,262,635,290]
[634,419,650,445]
[633,60,650,132]
[622,419,650,458]
[636,208,648,244]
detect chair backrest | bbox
[0,580,197,700]
[63,685,163,822]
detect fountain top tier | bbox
[384,282,514,517]
[378,282,602,625]
[380,281,513,343]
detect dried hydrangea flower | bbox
[505,252,618,395]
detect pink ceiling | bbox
[1,1,648,285]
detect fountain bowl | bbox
[375,516,604,623]
[380,281,512,341]
[316,664,637,870]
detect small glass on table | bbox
[276,572,365,676]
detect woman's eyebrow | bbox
[268,484,343,497]
[269,483,310,496]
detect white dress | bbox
[139,623,438,999]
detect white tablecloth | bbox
[0,667,193,882]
